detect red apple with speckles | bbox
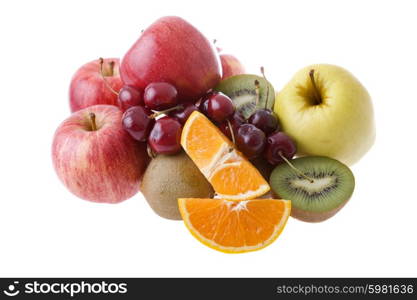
[52,105,149,203]
[120,16,222,102]
[69,58,123,112]
[220,54,245,79]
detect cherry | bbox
[235,124,266,159]
[144,82,178,110]
[249,109,279,134]
[170,103,198,124]
[218,112,246,140]
[118,85,143,111]
[206,92,235,122]
[198,94,211,115]
[148,117,182,155]
[122,106,154,142]
[264,132,296,165]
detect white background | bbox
[0,0,416,277]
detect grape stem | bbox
[309,69,322,105]
[89,112,97,131]
[278,152,315,183]
[226,119,236,144]
[260,66,270,109]
[99,57,119,96]
[149,105,183,119]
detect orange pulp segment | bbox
[181,111,270,200]
[178,198,291,253]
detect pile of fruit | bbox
[52,16,375,253]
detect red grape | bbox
[118,85,143,111]
[148,117,182,155]
[264,132,296,165]
[249,109,279,134]
[144,82,178,110]
[235,124,266,159]
[122,106,154,142]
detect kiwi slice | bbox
[270,156,355,222]
[214,74,275,119]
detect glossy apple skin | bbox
[52,105,149,203]
[120,16,222,102]
[69,58,123,112]
[220,54,245,79]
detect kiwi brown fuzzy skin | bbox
[141,151,214,220]
[271,188,350,222]
[291,200,349,222]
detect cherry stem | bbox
[254,80,260,106]
[149,105,183,119]
[98,57,119,96]
[89,112,97,131]
[260,66,270,109]
[309,69,322,105]
[226,119,236,144]
[278,152,315,183]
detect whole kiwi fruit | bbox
[141,151,214,220]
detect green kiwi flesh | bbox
[214,74,275,119]
[269,156,355,222]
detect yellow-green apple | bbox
[120,16,221,102]
[69,58,123,112]
[52,105,149,203]
[220,54,245,79]
[274,64,375,166]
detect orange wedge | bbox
[181,111,270,199]
[178,198,291,253]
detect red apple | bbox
[220,54,245,79]
[120,16,222,102]
[69,58,123,112]
[52,105,149,203]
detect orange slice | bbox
[178,198,291,253]
[181,111,270,199]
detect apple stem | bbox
[254,80,260,106]
[278,152,315,183]
[226,119,236,144]
[89,112,97,131]
[98,57,119,96]
[147,144,157,159]
[149,105,183,119]
[260,66,270,109]
[309,69,322,105]
[108,61,115,77]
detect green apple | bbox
[274,64,375,166]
